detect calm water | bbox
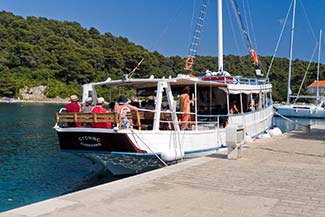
[0,103,118,212]
[0,103,324,212]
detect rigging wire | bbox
[230,0,260,67]
[226,0,243,62]
[184,0,209,71]
[295,41,318,102]
[266,0,293,78]
[230,0,253,52]
[128,0,186,78]
[241,0,252,47]
[298,0,324,60]
[245,0,258,50]
[298,0,317,44]
[149,0,187,53]
[187,0,198,51]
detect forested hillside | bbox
[0,11,323,102]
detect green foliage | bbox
[0,11,323,103]
[0,72,17,97]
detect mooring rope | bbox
[130,129,168,167]
[274,110,309,127]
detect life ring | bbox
[184,56,194,70]
[250,49,259,65]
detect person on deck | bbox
[66,95,81,127]
[114,95,138,128]
[179,86,195,130]
[229,100,240,114]
[91,97,111,128]
[80,97,93,113]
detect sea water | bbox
[0,103,118,212]
[273,115,325,132]
[0,103,324,212]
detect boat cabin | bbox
[52,74,272,131]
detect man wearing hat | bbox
[81,97,93,113]
[66,95,81,127]
[91,97,111,128]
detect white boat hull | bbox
[56,128,227,175]
[229,106,274,137]
[274,104,325,119]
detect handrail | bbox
[56,112,119,127]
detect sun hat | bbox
[97,97,105,104]
[70,95,79,101]
[118,95,128,104]
[85,97,92,103]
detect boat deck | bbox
[2,125,325,217]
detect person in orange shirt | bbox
[179,86,195,130]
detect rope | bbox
[130,129,168,167]
[274,110,309,127]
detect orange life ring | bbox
[184,56,194,70]
[250,49,259,65]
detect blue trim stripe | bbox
[63,145,227,157]
[62,149,159,156]
[184,145,226,154]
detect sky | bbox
[1,0,325,63]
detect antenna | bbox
[128,58,144,79]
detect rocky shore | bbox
[0,97,67,104]
[1,85,69,104]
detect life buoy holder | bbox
[184,56,194,70]
[250,49,259,65]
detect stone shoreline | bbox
[0,98,68,104]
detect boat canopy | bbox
[227,84,272,94]
[86,75,228,89]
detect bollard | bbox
[227,143,243,159]
[303,124,311,134]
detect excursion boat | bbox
[54,74,272,175]
[53,0,273,175]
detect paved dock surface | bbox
[2,125,325,217]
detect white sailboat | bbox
[274,0,325,119]
[54,0,273,176]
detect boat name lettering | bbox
[78,136,102,147]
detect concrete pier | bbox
[1,125,325,217]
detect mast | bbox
[218,0,223,72]
[287,0,296,104]
[316,29,322,101]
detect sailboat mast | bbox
[316,29,322,101]
[218,0,223,72]
[287,0,296,104]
